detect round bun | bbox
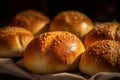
[24,31,85,74]
[0,26,34,57]
[84,22,120,47]
[49,10,94,39]
[11,9,50,35]
[79,40,120,76]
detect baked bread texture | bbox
[84,22,120,47]
[49,10,94,39]
[11,9,50,35]
[79,40,120,76]
[23,31,85,74]
[0,26,34,57]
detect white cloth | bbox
[0,58,120,80]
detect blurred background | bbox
[0,0,119,27]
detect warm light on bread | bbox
[79,40,120,76]
[0,26,34,57]
[11,9,50,35]
[49,10,94,39]
[23,31,85,74]
[84,22,120,47]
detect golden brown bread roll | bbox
[79,40,120,76]
[0,26,34,57]
[23,31,85,74]
[11,9,50,35]
[49,10,94,39]
[84,22,120,47]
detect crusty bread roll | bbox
[84,22,120,47]
[11,9,50,35]
[79,40,120,76]
[0,26,34,57]
[49,10,94,39]
[23,31,85,74]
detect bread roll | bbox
[79,40,120,76]
[11,9,50,35]
[49,10,94,39]
[23,31,85,74]
[84,22,120,47]
[0,26,34,57]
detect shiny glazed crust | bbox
[24,31,85,74]
[49,10,94,39]
[0,26,34,57]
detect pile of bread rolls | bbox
[0,9,51,58]
[0,9,120,76]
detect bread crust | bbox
[11,10,50,35]
[0,26,34,57]
[24,31,85,74]
[84,22,120,47]
[79,40,120,76]
[49,11,94,39]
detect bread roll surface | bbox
[49,10,94,39]
[84,22,120,47]
[0,26,34,57]
[24,31,85,74]
[79,40,120,76]
[11,9,50,35]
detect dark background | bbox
[0,0,119,27]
